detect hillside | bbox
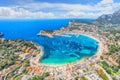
[93,9,120,26]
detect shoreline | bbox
[0,33,103,67]
[34,33,104,67]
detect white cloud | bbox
[63,11,103,18]
[97,0,113,6]
[0,7,54,18]
[0,0,120,18]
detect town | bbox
[0,18,120,80]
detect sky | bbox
[0,0,120,19]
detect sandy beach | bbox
[31,32,104,68]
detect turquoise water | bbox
[0,19,98,64]
[39,34,98,64]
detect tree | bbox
[100,56,103,60]
[43,72,50,77]
[30,76,43,80]
[25,60,30,67]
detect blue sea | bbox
[0,18,98,64]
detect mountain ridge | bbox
[93,9,120,26]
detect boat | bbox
[0,32,3,37]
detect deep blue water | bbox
[0,18,98,64]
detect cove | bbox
[0,19,98,65]
[38,34,99,64]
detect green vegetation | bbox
[14,75,22,80]
[100,56,103,60]
[1,11,120,80]
[95,16,120,80]
[97,70,109,80]
[75,76,79,80]
[108,44,120,54]
[0,52,18,70]
[75,76,87,80]
[59,78,63,80]
[99,61,120,77]
[6,72,15,80]
[23,69,29,74]
[25,60,30,67]
[43,72,50,77]
[30,76,43,80]
[81,76,87,80]
[43,30,54,33]
[29,72,50,80]
[0,39,39,70]
[69,26,80,31]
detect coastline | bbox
[33,33,104,67]
[0,19,116,80]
